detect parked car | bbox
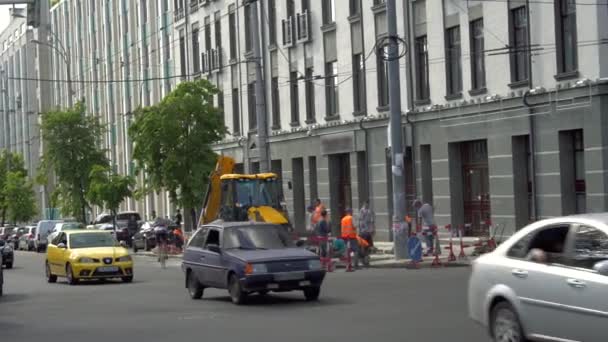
[45,230,134,284]
[47,222,85,245]
[468,213,608,342]
[35,220,63,252]
[90,212,142,246]
[0,226,15,241]
[182,222,325,305]
[17,226,37,251]
[6,226,25,249]
[0,239,14,269]
[132,220,180,252]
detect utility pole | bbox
[1,68,10,153]
[249,0,270,173]
[387,0,407,260]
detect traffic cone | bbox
[447,233,457,262]
[431,232,443,268]
[458,227,468,260]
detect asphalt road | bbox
[1,251,488,342]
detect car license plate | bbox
[266,284,279,289]
[97,266,119,273]
[299,280,311,286]
[274,272,305,281]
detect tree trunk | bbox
[1,206,5,226]
[112,209,117,233]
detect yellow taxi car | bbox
[45,230,134,285]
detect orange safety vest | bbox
[341,215,356,239]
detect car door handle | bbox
[566,278,586,289]
[511,269,528,278]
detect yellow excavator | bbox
[199,155,291,229]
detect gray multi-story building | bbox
[0,8,43,213]
[47,0,178,220]
[180,0,608,240]
[3,0,608,239]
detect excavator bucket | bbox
[200,155,235,225]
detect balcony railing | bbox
[282,16,294,47]
[174,8,185,22]
[296,10,311,43]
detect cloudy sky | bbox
[1,5,25,33]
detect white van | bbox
[35,220,63,253]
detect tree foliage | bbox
[0,151,27,225]
[87,164,135,229]
[39,102,108,223]
[129,79,227,229]
[4,171,37,224]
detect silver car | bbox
[468,214,608,342]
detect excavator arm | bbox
[199,155,235,226]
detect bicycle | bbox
[155,231,169,269]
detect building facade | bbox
[47,0,178,220]
[182,0,608,240]
[0,8,43,211]
[2,0,608,239]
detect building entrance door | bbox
[329,153,352,232]
[461,140,491,236]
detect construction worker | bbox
[414,199,437,256]
[341,208,359,269]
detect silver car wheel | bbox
[493,307,522,342]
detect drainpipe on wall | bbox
[525,0,538,222]
[359,118,373,211]
[404,0,416,215]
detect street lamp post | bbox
[31,36,73,107]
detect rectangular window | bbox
[179,30,186,77]
[512,135,532,229]
[305,67,315,123]
[269,0,277,45]
[218,90,225,125]
[192,27,200,73]
[302,0,310,12]
[287,0,295,19]
[415,35,429,101]
[322,0,335,25]
[248,82,256,130]
[352,53,366,114]
[229,10,237,59]
[325,61,338,117]
[290,71,300,125]
[445,26,462,96]
[559,129,586,215]
[555,0,577,74]
[308,156,318,204]
[469,19,486,90]
[204,17,211,51]
[232,88,240,135]
[349,0,360,16]
[271,77,280,128]
[215,12,222,49]
[377,46,389,108]
[142,0,148,23]
[245,4,253,52]
[420,145,433,205]
[509,6,529,83]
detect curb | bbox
[132,252,183,259]
[368,258,473,269]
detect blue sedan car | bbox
[182,222,326,304]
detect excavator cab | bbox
[200,156,291,228]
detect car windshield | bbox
[17,227,27,234]
[63,223,85,230]
[234,178,281,208]
[116,213,141,221]
[224,226,292,250]
[69,233,117,249]
[3,227,14,235]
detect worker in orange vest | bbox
[341,208,359,269]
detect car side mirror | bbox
[593,260,608,276]
[57,243,67,249]
[119,240,127,248]
[207,244,221,254]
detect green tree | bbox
[39,102,108,223]
[129,79,227,230]
[87,165,135,231]
[0,151,27,225]
[4,171,37,224]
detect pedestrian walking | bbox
[358,202,375,247]
[175,209,182,227]
[311,198,325,226]
[341,208,359,269]
[315,209,330,258]
[414,199,437,256]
